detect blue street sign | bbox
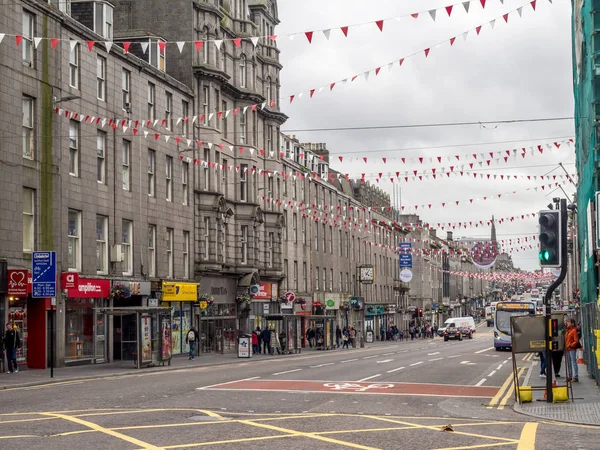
[32,251,57,298]
[399,242,412,252]
[399,254,412,268]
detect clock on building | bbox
[359,266,374,284]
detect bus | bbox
[485,302,498,327]
[493,301,536,351]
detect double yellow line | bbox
[487,366,526,410]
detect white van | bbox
[440,317,476,334]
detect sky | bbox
[273,0,575,271]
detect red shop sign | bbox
[7,270,30,297]
[67,278,110,298]
[61,272,79,289]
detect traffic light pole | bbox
[544,198,568,403]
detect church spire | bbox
[490,215,497,245]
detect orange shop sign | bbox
[252,282,277,300]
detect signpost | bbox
[32,252,57,378]
[399,243,412,269]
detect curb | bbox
[512,403,600,427]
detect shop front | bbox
[161,281,199,356]
[197,276,237,354]
[365,304,397,340]
[65,278,110,365]
[250,281,279,331]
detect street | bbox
[0,327,597,449]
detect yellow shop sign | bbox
[162,282,199,301]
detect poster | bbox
[140,316,152,362]
[161,316,172,361]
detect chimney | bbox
[430,229,437,238]
[447,231,453,241]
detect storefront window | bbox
[8,298,27,364]
[65,298,95,362]
[181,303,192,354]
[169,302,182,354]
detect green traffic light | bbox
[539,250,552,262]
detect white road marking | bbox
[488,370,497,377]
[357,374,382,382]
[272,369,303,375]
[428,352,440,356]
[310,363,335,368]
[447,355,461,358]
[376,359,394,364]
[428,358,443,362]
[197,376,259,390]
[460,361,471,365]
[363,355,379,359]
[387,367,405,373]
[475,379,487,386]
[382,353,395,356]
[341,359,358,363]
[475,347,494,354]
[496,364,503,370]
[409,361,423,367]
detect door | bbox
[94,311,106,363]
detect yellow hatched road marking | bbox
[516,422,538,450]
[431,442,517,450]
[498,367,526,410]
[487,369,515,408]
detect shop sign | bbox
[114,280,151,296]
[365,305,385,315]
[7,270,30,297]
[252,282,278,300]
[162,282,199,301]
[67,278,110,298]
[61,272,78,289]
[199,276,237,302]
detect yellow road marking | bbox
[0,417,56,425]
[164,434,293,448]
[431,442,517,450]
[498,367,526,410]
[238,419,381,450]
[487,369,515,408]
[517,423,538,450]
[41,412,161,450]
[364,416,519,444]
[0,435,39,440]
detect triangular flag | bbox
[176,41,185,53]
[376,20,384,31]
[429,10,437,21]
[34,37,42,49]
[104,41,113,53]
[122,42,131,53]
[330,83,335,90]
[158,41,167,53]
[476,26,482,35]
[0,34,4,44]
[530,0,536,10]
[463,2,470,13]
[364,71,370,81]
[490,19,495,29]
[251,37,259,47]
[323,29,331,40]
[15,36,23,46]
[305,31,313,43]
[517,7,523,16]
[375,67,381,76]
[462,31,468,41]
[214,40,223,49]
[50,38,59,49]
[446,5,453,16]
[480,0,486,8]
[341,26,349,37]
[289,95,295,104]
[140,41,149,54]
[424,48,430,57]
[399,58,404,66]
[450,37,456,46]
[233,38,242,48]
[503,13,509,22]
[194,41,203,52]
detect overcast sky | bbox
[274,0,575,271]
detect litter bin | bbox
[237,334,252,358]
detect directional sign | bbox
[399,254,412,268]
[398,242,412,252]
[32,251,57,298]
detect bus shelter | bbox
[264,314,302,354]
[95,307,172,368]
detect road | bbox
[0,326,597,449]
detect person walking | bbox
[270,328,282,355]
[565,319,581,382]
[185,326,199,360]
[538,351,547,378]
[342,327,350,349]
[335,325,342,348]
[251,329,260,355]
[261,327,271,355]
[3,323,21,374]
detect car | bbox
[459,327,473,339]
[444,326,463,341]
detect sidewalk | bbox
[514,361,600,426]
[0,340,399,390]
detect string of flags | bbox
[339,171,575,184]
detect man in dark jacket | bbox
[260,328,271,355]
[3,323,21,374]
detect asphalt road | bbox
[0,326,597,449]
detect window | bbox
[265,76,271,103]
[315,266,319,291]
[283,210,288,240]
[69,120,79,176]
[292,213,297,243]
[182,161,189,205]
[329,226,333,254]
[267,125,273,153]
[22,97,34,159]
[222,158,228,197]
[165,92,173,130]
[283,259,288,290]
[122,219,133,275]
[122,69,130,110]
[292,177,297,199]
[203,148,210,190]
[240,164,248,202]
[239,54,247,88]
[49,0,70,13]
[202,28,208,63]
[215,151,221,191]
[202,86,209,125]
[339,230,343,256]
[267,177,274,211]
[183,231,190,279]
[239,113,246,144]
[220,46,226,72]
[221,222,227,262]
[293,261,298,290]
[222,100,228,138]
[253,110,258,145]
[96,215,108,274]
[22,188,34,253]
[267,232,274,268]
[302,217,306,245]
[148,225,156,277]
[148,83,155,121]
[322,267,326,291]
[283,169,287,195]
[97,131,106,183]
[346,273,350,292]
[181,101,189,136]
[147,150,155,196]
[314,221,318,249]
[166,228,174,278]
[68,209,81,271]
[166,156,173,201]
[96,56,106,101]
[322,223,326,252]
[22,11,34,66]
[241,225,248,264]
[330,270,335,291]
[94,1,113,40]
[203,217,210,260]
[122,140,131,190]
[150,40,166,71]
[214,89,220,127]
[69,43,79,88]
[303,262,308,292]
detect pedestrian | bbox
[185,326,199,360]
[380,325,385,341]
[565,319,581,382]
[307,327,316,348]
[552,348,564,378]
[342,327,350,349]
[256,326,262,354]
[261,327,271,355]
[335,325,342,348]
[270,328,281,355]
[350,327,356,348]
[251,329,260,355]
[538,351,546,378]
[3,323,21,374]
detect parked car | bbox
[444,326,463,341]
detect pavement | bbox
[1,329,600,449]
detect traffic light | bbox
[538,210,561,267]
[418,308,423,317]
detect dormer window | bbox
[71,1,113,40]
[94,2,113,40]
[48,0,71,15]
[149,39,166,71]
